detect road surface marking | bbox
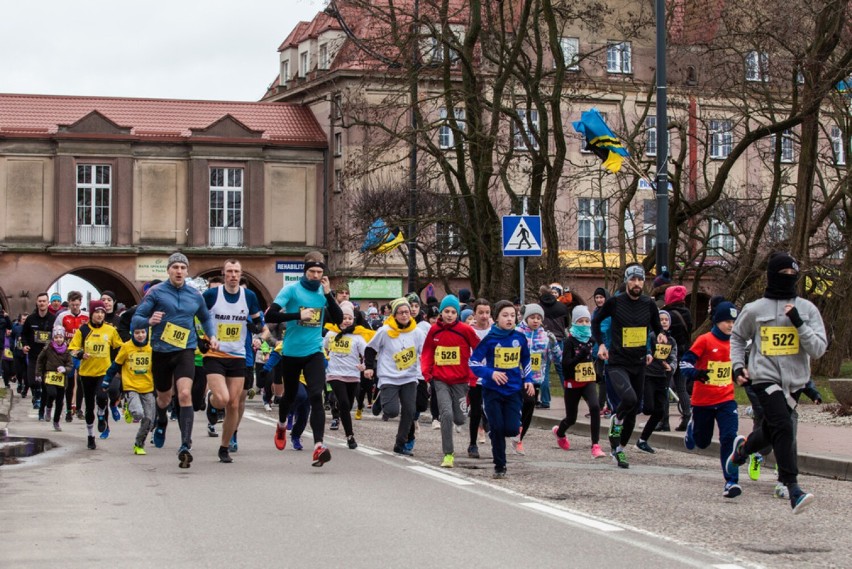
[409,465,474,486]
[521,502,623,532]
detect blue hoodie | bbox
[469,325,531,396]
[131,281,214,353]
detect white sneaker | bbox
[263,403,272,412]
[431,419,441,430]
[774,483,790,500]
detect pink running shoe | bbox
[552,426,570,450]
[590,443,606,459]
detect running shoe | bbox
[774,483,790,500]
[748,453,764,481]
[152,426,166,448]
[393,444,413,456]
[65,410,73,423]
[229,433,238,453]
[247,388,257,400]
[133,445,146,455]
[311,444,331,467]
[263,402,272,412]
[87,436,96,450]
[207,423,218,437]
[683,418,696,450]
[286,414,294,430]
[636,440,655,454]
[591,444,606,459]
[432,419,441,430]
[492,468,507,479]
[725,435,746,478]
[467,445,480,459]
[347,435,357,449]
[723,482,742,498]
[178,445,193,469]
[330,418,340,431]
[44,407,52,422]
[97,414,106,433]
[511,439,525,455]
[552,426,570,451]
[441,453,454,468]
[608,420,623,449]
[478,427,486,444]
[403,438,416,453]
[274,424,287,450]
[206,392,218,426]
[791,490,814,514]
[372,397,383,416]
[76,409,84,420]
[99,427,110,440]
[53,422,62,432]
[292,436,303,451]
[124,406,132,423]
[218,446,233,463]
[354,408,362,420]
[110,405,120,422]
[612,450,629,469]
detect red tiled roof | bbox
[0,93,327,147]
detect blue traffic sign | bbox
[502,215,542,257]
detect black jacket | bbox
[539,292,569,341]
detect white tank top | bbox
[209,286,249,357]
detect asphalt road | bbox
[2,397,850,569]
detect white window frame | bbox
[643,199,657,254]
[780,129,795,163]
[646,116,657,156]
[745,51,769,82]
[334,132,343,157]
[770,202,795,240]
[513,108,539,151]
[436,221,465,255]
[319,44,329,70]
[578,198,608,251]
[828,221,845,260]
[209,167,244,248]
[439,107,466,149]
[281,60,290,85]
[76,164,111,246]
[831,126,846,165]
[332,93,342,121]
[709,119,733,159]
[606,41,632,74]
[708,218,736,255]
[299,51,309,78]
[557,37,579,71]
[334,168,343,194]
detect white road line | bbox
[713,565,748,569]
[408,465,474,486]
[520,502,623,533]
[355,447,382,456]
[242,414,277,427]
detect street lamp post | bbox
[654,0,669,276]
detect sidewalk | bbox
[530,393,852,481]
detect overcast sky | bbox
[0,0,326,101]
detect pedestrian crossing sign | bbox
[502,215,542,257]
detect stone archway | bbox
[55,266,140,309]
[194,268,271,310]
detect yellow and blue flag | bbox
[572,108,630,173]
[360,218,405,254]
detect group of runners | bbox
[3,250,826,514]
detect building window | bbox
[281,60,290,85]
[513,108,539,150]
[643,199,657,254]
[439,107,465,149]
[745,51,769,82]
[319,44,329,70]
[709,119,733,159]
[299,51,309,77]
[334,169,343,193]
[209,167,243,247]
[606,41,632,74]
[578,198,608,251]
[332,93,342,121]
[557,37,579,71]
[646,116,657,156]
[780,129,795,163]
[76,164,111,245]
[334,132,343,156]
[436,222,464,255]
[831,126,846,165]
[769,202,795,241]
[708,218,736,255]
[828,220,845,260]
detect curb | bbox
[0,388,12,435]
[531,414,850,482]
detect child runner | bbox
[421,295,480,468]
[554,305,605,458]
[36,329,72,431]
[469,300,532,479]
[102,327,155,455]
[323,301,371,449]
[636,309,677,453]
[515,303,562,455]
[680,301,743,498]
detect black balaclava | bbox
[764,252,799,300]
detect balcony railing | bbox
[209,227,243,248]
[76,225,111,246]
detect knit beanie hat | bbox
[712,301,739,324]
[624,265,645,282]
[390,297,411,316]
[167,252,189,268]
[593,287,608,299]
[339,301,355,318]
[439,295,461,314]
[458,288,472,304]
[405,292,421,306]
[460,308,473,322]
[571,305,591,323]
[767,252,799,275]
[89,300,106,313]
[101,290,117,303]
[523,303,545,322]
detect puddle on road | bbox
[0,436,55,465]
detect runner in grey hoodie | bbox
[727,252,827,514]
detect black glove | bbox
[198,338,210,354]
[787,306,804,328]
[694,369,710,383]
[733,367,750,385]
[247,318,263,334]
[578,344,591,358]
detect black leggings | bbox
[43,384,66,423]
[640,375,668,441]
[329,381,359,436]
[278,352,327,444]
[741,383,800,485]
[557,383,600,443]
[607,366,645,447]
[468,385,484,446]
[519,385,540,441]
[79,375,108,426]
[356,373,374,410]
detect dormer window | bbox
[300,51,309,78]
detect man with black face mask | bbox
[727,252,827,515]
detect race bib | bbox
[36,330,50,344]
[653,343,672,360]
[45,371,65,386]
[393,346,417,371]
[530,353,542,372]
[329,338,353,355]
[217,323,242,342]
[622,327,647,348]
[494,346,521,369]
[130,353,151,375]
[299,307,323,328]
[574,362,596,382]
[436,346,460,366]
[707,360,732,387]
[161,322,190,349]
[760,326,799,356]
[85,337,109,358]
[3,348,12,359]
